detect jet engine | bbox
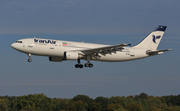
[63,51,81,60]
[49,57,63,62]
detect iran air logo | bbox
[152,35,161,44]
[62,42,67,46]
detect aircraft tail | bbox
[134,25,167,50]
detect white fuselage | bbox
[11,38,149,62]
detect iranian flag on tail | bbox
[62,42,67,46]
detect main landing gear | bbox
[75,59,93,68]
[75,59,83,68]
[84,62,93,68]
[27,54,32,62]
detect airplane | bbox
[11,25,172,68]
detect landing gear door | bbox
[130,49,135,56]
[28,39,33,47]
[28,39,34,53]
[50,44,55,49]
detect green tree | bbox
[72,95,93,105]
[107,104,123,111]
[64,100,88,111]
[150,106,161,111]
[125,103,143,111]
[137,98,150,111]
[147,96,167,111]
[0,99,10,111]
[53,98,68,111]
[95,97,111,111]
[164,106,180,111]
[110,96,128,108]
[10,93,54,111]
[88,102,102,111]
[164,95,180,106]
[107,104,115,111]
[135,93,148,100]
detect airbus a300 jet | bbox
[11,25,172,68]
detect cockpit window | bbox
[16,41,22,43]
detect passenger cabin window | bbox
[16,41,22,43]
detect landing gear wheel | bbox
[75,64,79,68]
[89,63,93,68]
[84,63,89,67]
[75,59,84,68]
[85,55,93,68]
[28,59,32,62]
[75,64,83,68]
[79,64,83,68]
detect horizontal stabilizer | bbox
[146,49,172,56]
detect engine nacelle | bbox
[49,57,63,62]
[64,51,80,60]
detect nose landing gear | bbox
[27,54,32,62]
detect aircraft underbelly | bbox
[97,53,134,62]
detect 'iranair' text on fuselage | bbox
[34,39,56,44]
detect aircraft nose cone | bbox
[11,43,15,48]
[11,43,18,50]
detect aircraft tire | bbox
[75,64,79,68]
[79,64,83,68]
[89,63,93,68]
[84,63,89,67]
[28,59,32,62]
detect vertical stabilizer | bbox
[134,25,167,50]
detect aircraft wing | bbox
[146,49,172,56]
[76,43,130,59]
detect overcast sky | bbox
[0,0,180,99]
[1,0,180,34]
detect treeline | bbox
[0,93,180,111]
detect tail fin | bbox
[134,25,167,50]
